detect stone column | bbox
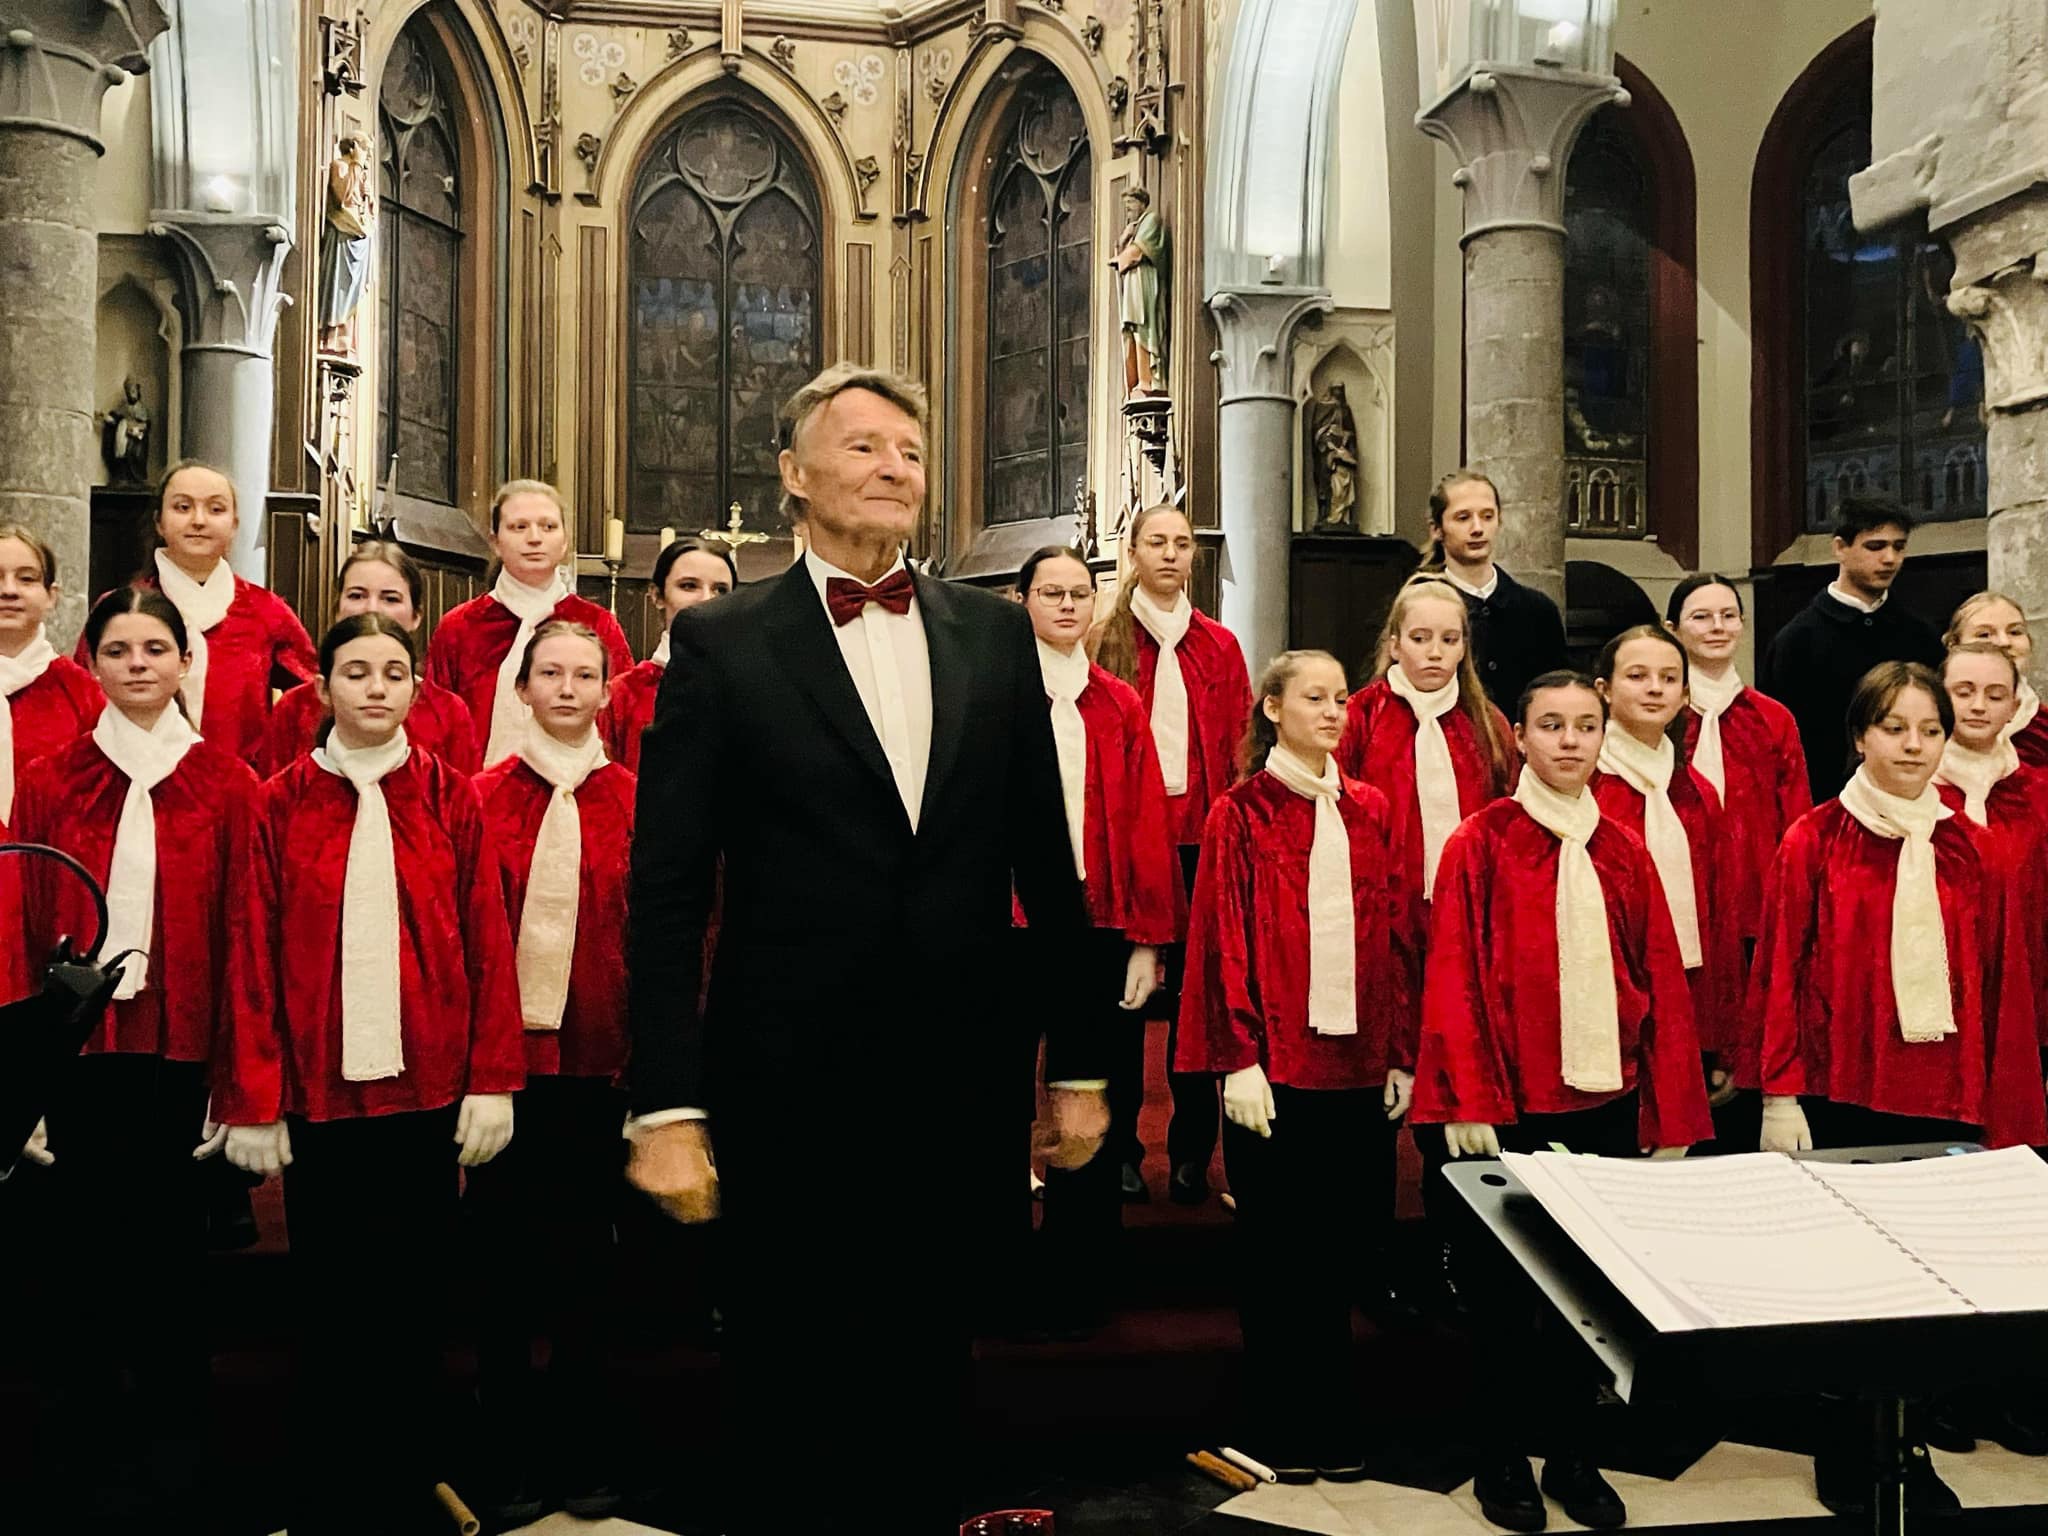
[152,216,293,580]
[0,5,169,645]
[1418,66,1626,608]
[1208,286,1335,668]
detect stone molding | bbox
[0,0,168,149]
[148,214,294,359]
[1207,285,1333,406]
[1417,65,1627,242]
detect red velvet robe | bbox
[1013,664,1183,944]
[259,676,481,779]
[5,657,100,792]
[424,591,635,754]
[1412,799,1714,1150]
[1173,770,1419,1091]
[476,756,637,1080]
[1750,801,2046,1148]
[1126,609,1253,846]
[216,750,526,1124]
[1335,679,1515,905]
[600,658,664,775]
[1589,761,1749,1073]
[1937,769,2048,1049]
[79,576,317,769]
[13,734,256,1060]
[1677,686,1810,944]
[2012,708,2048,770]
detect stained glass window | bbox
[1802,86,1984,531]
[626,104,821,536]
[377,25,463,506]
[1562,108,1651,538]
[986,69,1092,526]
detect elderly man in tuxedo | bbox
[626,363,1108,1527]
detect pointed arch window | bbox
[625,103,823,535]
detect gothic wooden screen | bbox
[377,25,463,506]
[985,70,1092,527]
[1563,108,1651,539]
[626,104,822,536]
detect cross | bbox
[701,500,769,548]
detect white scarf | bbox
[1263,745,1356,1036]
[1385,664,1463,900]
[0,624,57,823]
[1935,736,2019,827]
[153,549,235,728]
[1597,728,1704,968]
[485,567,569,766]
[1686,665,1743,800]
[2003,680,2040,746]
[1837,765,1956,1044]
[514,717,606,1031]
[314,729,412,1080]
[651,629,671,668]
[1513,766,1623,1093]
[1130,586,1192,796]
[1037,639,1092,880]
[93,703,198,999]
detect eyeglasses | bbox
[1030,585,1095,606]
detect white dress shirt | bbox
[1444,565,1500,600]
[804,548,934,830]
[1826,580,1888,614]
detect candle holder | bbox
[604,553,622,614]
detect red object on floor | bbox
[962,1512,1054,1534]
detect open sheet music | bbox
[1503,1146,2048,1332]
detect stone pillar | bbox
[0,5,169,644]
[152,217,293,580]
[1208,286,1335,668]
[1418,66,1626,608]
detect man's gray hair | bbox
[778,362,930,525]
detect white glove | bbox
[226,1121,293,1177]
[1444,1122,1501,1158]
[455,1093,515,1167]
[1383,1069,1414,1122]
[21,1117,53,1167]
[192,1100,228,1160]
[1120,945,1160,1011]
[1222,1064,1276,1139]
[1759,1094,1813,1153]
[1646,1144,1689,1160]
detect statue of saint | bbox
[318,134,376,358]
[103,375,152,485]
[1112,187,1168,399]
[1309,383,1361,532]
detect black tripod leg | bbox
[1870,1394,1907,1536]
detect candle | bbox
[659,525,676,550]
[604,515,625,564]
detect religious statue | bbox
[1112,187,1168,399]
[318,133,376,358]
[1309,383,1361,532]
[102,375,152,485]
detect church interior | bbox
[8,0,2048,1533]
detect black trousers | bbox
[1162,844,1221,1172]
[29,1054,210,1518]
[1222,1085,1398,1458]
[463,1074,628,1473]
[282,1107,461,1536]
[1803,1098,1976,1151]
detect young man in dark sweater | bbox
[1427,468,1570,711]
[1758,497,1944,803]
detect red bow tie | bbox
[825,569,915,626]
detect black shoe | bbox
[1316,1447,1371,1482]
[1169,1161,1210,1206]
[1817,1444,1961,1518]
[1970,1402,2048,1457]
[1473,1455,1546,1533]
[1924,1398,1977,1454]
[478,1472,547,1527]
[1540,1456,1625,1530]
[1907,1444,1961,1514]
[1120,1162,1151,1203]
[563,1481,627,1520]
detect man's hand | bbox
[1382,1069,1414,1122]
[1034,1086,1109,1171]
[1443,1122,1500,1159]
[1120,945,1161,1011]
[627,1120,721,1223]
[21,1117,52,1168]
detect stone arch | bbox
[94,270,181,485]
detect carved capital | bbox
[1208,286,1333,404]
[1417,66,1626,243]
[0,0,169,150]
[149,213,293,356]
[1949,256,2048,414]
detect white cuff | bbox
[624,1107,708,1139]
[1047,1079,1109,1092]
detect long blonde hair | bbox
[1373,575,1515,794]
[1240,649,1344,776]
[1943,589,2030,651]
[1089,503,1187,686]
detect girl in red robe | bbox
[78,459,316,769]
[217,613,525,1536]
[1011,547,1180,1327]
[1590,625,1747,1090]
[1092,503,1253,1203]
[1414,670,1710,1534]
[470,621,636,1521]
[600,535,736,772]
[424,479,633,767]
[260,541,479,776]
[1946,590,2048,768]
[12,586,256,1525]
[1175,649,1418,1484]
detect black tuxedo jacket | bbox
[626,562,1091,1124]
